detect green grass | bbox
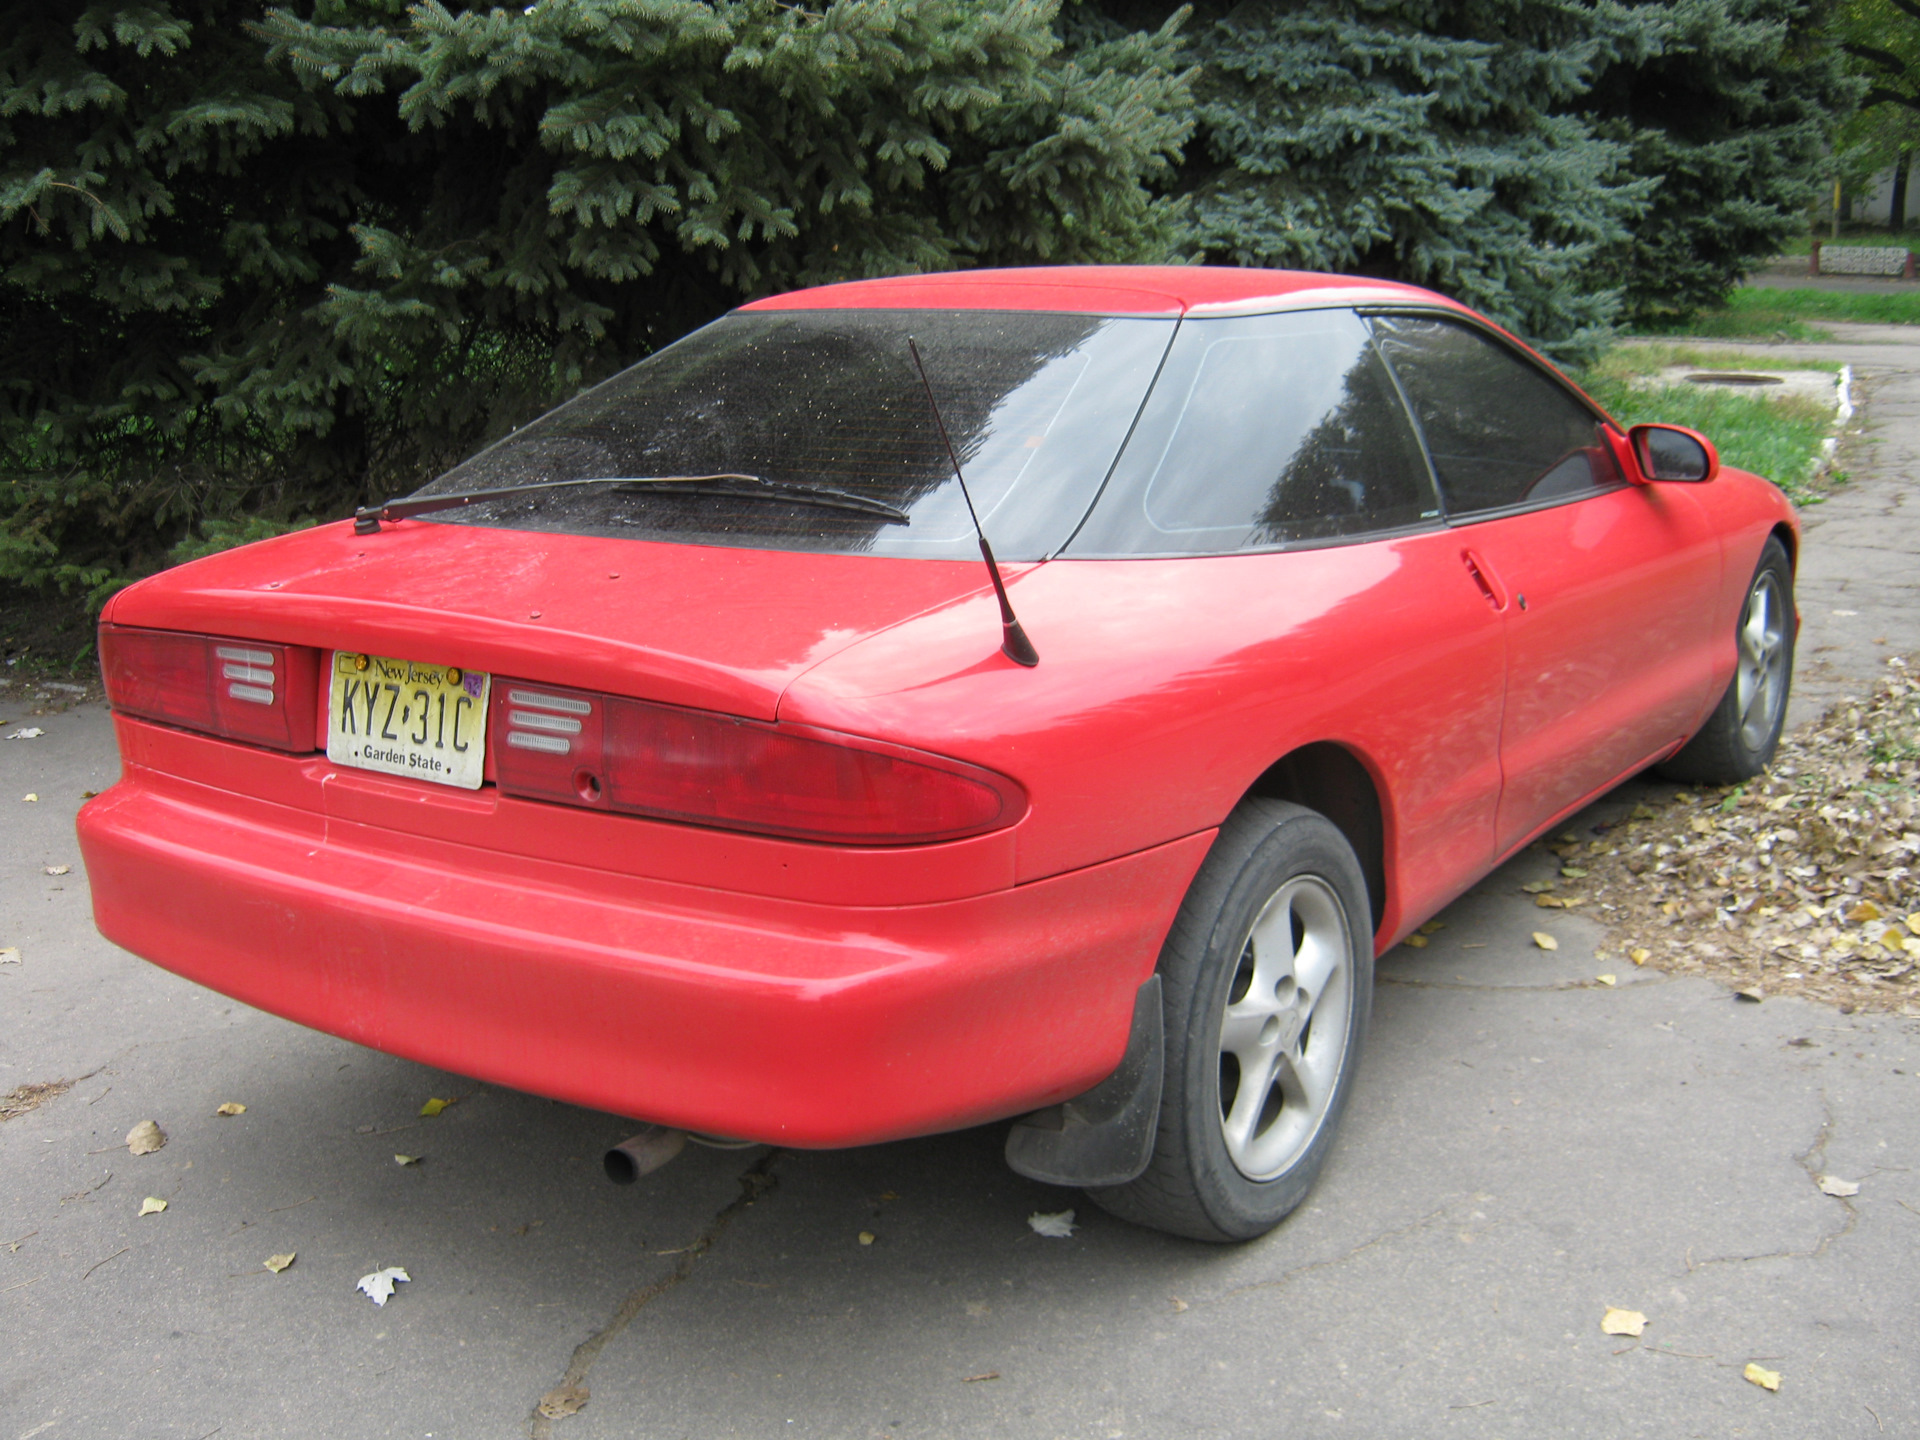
[1586,342,1843,379]
[1576,366,1838,502]
[1635,287,1920,341]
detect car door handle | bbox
[1461,548,1508,612]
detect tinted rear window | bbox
[415,311,1173,561]
[1067,309,1439,556]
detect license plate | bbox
[328,652,490,790]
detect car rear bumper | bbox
[78,762,1211,1147]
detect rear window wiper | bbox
[355,474,908,535]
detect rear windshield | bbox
[417,310,1174,561]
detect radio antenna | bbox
[907,337,1039,668]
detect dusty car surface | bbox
[77,266,1797,1241]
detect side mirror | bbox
[1628,424,1719,484]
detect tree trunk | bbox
[1894,153,1913,233]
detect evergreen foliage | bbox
[0,0,1193,599]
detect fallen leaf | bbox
[0,947,19,965]
[137,1196,167,1217]
[1629,948,1651,965]
[1532,932,1559,951]
[857,1230,876,1246]
[1596,974,1618,987]
[1170,1297,1189,1313]
[1907,914,1920,936]
[1402,933,1429,949]
[263,1253,295,1273]
[1028,1210,1077,1238]
[21,793,37,803]
[43,865,69,876]
[126,1120,167,1155]
[1689,815,1713,834]
[80,789,98,799]
[1560,865,1589,879]
[1536,894,1567,909]
[1743,1362,1781,1392]
[537,1385,589,1418]
[215,1102,246,1117]
[418,1097,454,1117]
[1558,832,1578,844]
[5,727,45,740]
[1600,1306,1646,1337]
[394,1154,420,1166]
[962,1372,1001,1384]
[1521,880,1555,894]
[1419,920,1445,935]
[1817,1174,1860,1197]
[1848,900,1882,924]
[1735,988,1764,1003]
[356,1265,410,1306]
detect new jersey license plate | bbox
[328,652,490,790]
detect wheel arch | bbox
[1243,742,1389,934]
[1768,521,1798,573]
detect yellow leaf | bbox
[215,1102,246,1117]
[1596,974,1618,987]
[395,1154,420,1166]
[1532,932,1559,951]
[1629,948,1652,965]
[1744,1362,1781,1392]
[1521,880,1555,894]
[1817,1174,1859,1197]
[1419,920,1445,935]
[1536,894,1566,909]
[21,793,37,803]
[264,1253,296,1273]
[1907,913,1920,936]
[1600,1307,1646,1337]
[44,864,69,876]
[126,1120,167,1155]
[1848,900,1882,924]
[1630,804,1656,820]
[858,1231,876,1246]
[419,1097,454,1117]
[1690,816,1713,834]
[1402,933,1429,949]
[137,1196,167,1217]
[1558,832,1578,843]
[1560,865,1589,878]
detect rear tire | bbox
[1087,799,1372,1242]
[1656,536,1794,785]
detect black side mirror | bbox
[1629,424,1719,483]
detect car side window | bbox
[1068,309,1441,556]
[1369,315,1621,517]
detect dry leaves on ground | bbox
[1817,1174,1861,1197]
[1744,1362,1782,1391]
[263,1253,295,1273]
[1555,657,1919,1013]
[356,1266,410,1305]
[1,1080,71,1122]
[418,1097,455,1117]
[137,1197,166,1216]
[0,947,19,965]
[126,1120,167,1155]
[1028,1210,1077,1238]
[215,1102,246,1117]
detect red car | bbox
[77,266,1797,1241]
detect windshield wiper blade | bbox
[354,472,908,534]
[609,474,909,523]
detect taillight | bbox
[492,681,1025,844]
[99,624,320,752]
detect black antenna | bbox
[907,337,1039,668]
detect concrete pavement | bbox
[5,331,1920,1439]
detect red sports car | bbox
[77,266,1797,1241]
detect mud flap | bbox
[1004,975,1163,1187]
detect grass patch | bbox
[1585,343,1843,380]
[1636,287,1920,341]
[1575,368,1837,502]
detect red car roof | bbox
[739,265,1461,317]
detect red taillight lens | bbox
[99,624,320,752]
[492,681,1025,845]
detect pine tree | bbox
[0,0,1194,598]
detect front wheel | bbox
[1657,536,1794,785]
[1088,799,1372,1242]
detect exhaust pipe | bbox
[603,1125,687,1184]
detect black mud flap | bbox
[1004,975,1163,1187]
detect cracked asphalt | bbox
[6,329,1920,1439]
